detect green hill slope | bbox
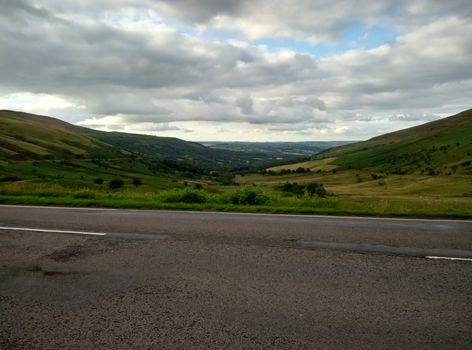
[0,110,306,188]
[0,110,123,160]
[0,110,199,187]
[316,109,472,175]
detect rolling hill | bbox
[313,109,472,175]
[0,110,123,160]
[0,110,314,187]
[82,129,298,173]
[237,110,472,211]
[0,110,187,187]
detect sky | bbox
[0,0,471,142]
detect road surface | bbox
[0,205,471,349]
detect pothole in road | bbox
[48,244,83,262]
[28,265,79,277]
[46,237,138,262]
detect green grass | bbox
[241,170,472,197]
[314,109,472,175]
[1,181,470,218]
[268,157,338,172]
[1,109,471,218]
[0,110,122,160]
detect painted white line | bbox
[0,204,116,211]
[426,256,472,262]
[0,226,107,236]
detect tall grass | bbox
[0,181,471,218]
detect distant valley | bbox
[0,109,471,218]
[202,141,354,158]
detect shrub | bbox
[160,189,207,203]
[133,178,142,187]
[306,182,326,198]
[281,182,305,197]
[109,179,124,189]
[180,189,207,203]
[94,178,103,185]
[0,176,21,183]
[229,187,269,205]
[295,167,310,173]
[73,191,96,199]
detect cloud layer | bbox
[0,0,470,141]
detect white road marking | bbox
[0,204,116,211]
[0,226,106,236]
[426,256,472,262]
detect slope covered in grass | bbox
[0,110,199,186]
[0,110,123,160]
[315,109,472,175]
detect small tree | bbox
[306,182,326,198]
[132,178,142,188]
[109,179,124,189]
[282,182,305,197]
[94,178,103,185]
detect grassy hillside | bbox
[0,110,307,191]
[0,109,470,218]
[314,109,472,175]
[0,110,200,187]
[233,110,472,217]
[0,110,123,160]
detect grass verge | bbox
[0,194,470,219]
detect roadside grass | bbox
[1,180,471,218]
[1,161,471,218]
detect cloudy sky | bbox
[0,1,470,141]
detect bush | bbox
[0,176,21,183]
[160,189,207,203]
[73,191,96,199]
[281,182,305,196]
[306,182,326,198]
[180,189,207,203]
[133,178,142,187]
[295,167,310,173]
[94,178,103,185]
[229,187,269,205]
[109,179,124,189]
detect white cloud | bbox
[0,1,470,141]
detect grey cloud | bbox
[128,122,184,132]
[277,97,326,111]
[236,95,253,115]
[0,0,470,139]
[389,113,440,122]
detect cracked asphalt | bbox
[0,206,471,349]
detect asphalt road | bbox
[0,205,471,349]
